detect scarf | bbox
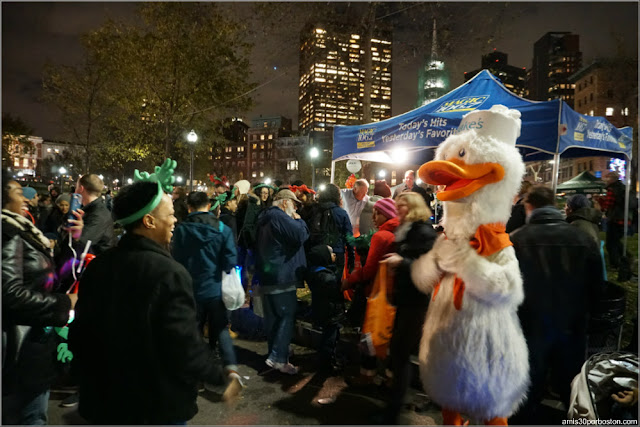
[432,223,512,310]
[2,209,52,254]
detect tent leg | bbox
[551,153,560,194]
[331,160,336,184]
[623,167,631,254]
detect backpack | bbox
[308,205,340,248]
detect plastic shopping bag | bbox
[222,267,245,311]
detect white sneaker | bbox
[265,358,299,375]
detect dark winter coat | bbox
[566,206,601,245]
[2,213,72,396]
[219,207,238,243]
[79,197,117,256]
[239,194,264,250]
[173,196,189,223]
[68,233,225,424]
[511,206,604,340]
[306,245,344,327]
[305,201,355,266]
[42,206,65,239]
[392,220,438,307]
[171,211,237,301]
[506,198,527,234]
[256,206,309,293]
[605,180,626,223]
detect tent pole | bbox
[330,160,336,184]
[551,153,560,194]
[623,163,631,254]
[552,100,563,195]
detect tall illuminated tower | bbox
[298,22,392,134]
[417,18,450,107]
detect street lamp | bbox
[187,130,198,192]
[378,170,386,179]
[127,178,133,185]
[59,167,67,191]
[309,146,319,189]
[176,176,183,183]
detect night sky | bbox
[2,2,637,140]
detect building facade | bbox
[570,58,638,128]
[464,50,527,97]
[211,117,249,182]
[246,116,292,180]
[298,22,392,134]
[529,32,582,107]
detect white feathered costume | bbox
[412,105,529,425]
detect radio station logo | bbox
[574,117,588,142]
[357,127,376,149]
[434,95,489,113]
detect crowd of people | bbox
[2,165,636,425]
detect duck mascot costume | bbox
[412,105,529,425]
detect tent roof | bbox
[556,171,606,192]
[332,70,633,164]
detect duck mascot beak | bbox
[418,158,504,201]
[419,105,521,202]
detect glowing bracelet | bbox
[116,182,164,225]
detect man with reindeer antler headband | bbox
[68,159,242,425]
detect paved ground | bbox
[47,305,566,425]
[48,337,441,425]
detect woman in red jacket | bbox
[341,197,399,385]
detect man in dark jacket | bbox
[306,183,355,276]
[76,174,117,255]
[599,171,626,269]
[509,185,603,424]
[392,170,430,206]
[256,189,309,375]
[69,180,238,425]
[171,191,238,376]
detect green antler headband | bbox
[116,158,177,226]
[210,192,228,211]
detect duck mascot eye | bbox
[411,105,529,425]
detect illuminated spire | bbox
[430,18,438,63]
[417,18,449,107]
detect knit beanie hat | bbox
[373,180,391,198]
[373,198,397,219]
[234,180,251,195]
[22,186,37,201]
[56,193,71,205]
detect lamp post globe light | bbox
[309,146,319,190]
[187,130,198,192]
[59,167,67,191]
[378,169,386,179]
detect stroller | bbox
[568,351,638,420]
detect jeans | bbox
[2,389,50,425]
[263,290,297,364]
[196,297,237,368]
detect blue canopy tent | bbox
[332,70,634,246]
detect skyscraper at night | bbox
[298,22,392,134]
[464,50,527,97]
[416,19,450,107]
[529,32,582,107]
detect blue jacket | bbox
[256,206,309,293]
[171,212,237,301]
